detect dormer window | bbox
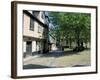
[32,11,40,18]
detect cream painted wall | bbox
[23,12,45,39]
[23,41,26,52]
[32,41,36,52]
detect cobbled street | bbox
[23,49,91,69]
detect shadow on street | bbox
[23,64,54,69]
[40,48,90,58]
[41,49,79,58]
[72,64,90,67]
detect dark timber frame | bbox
[11,1,98,79]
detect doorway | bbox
[26,41,32,56]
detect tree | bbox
[48,12,91,51]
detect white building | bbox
[49,34,57,50]
[23,10,49,58]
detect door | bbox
[26,41,32,56]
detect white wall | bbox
[23,41,26,52]
[0,0,100,80]
[32,41,36,52]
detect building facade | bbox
[48,33,57,51]
[23,10,49,58]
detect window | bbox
[30,18,34,31]
[38,25,43,33]
[32,11,40,18]
[38,25,41,33]
[30,11,40,31]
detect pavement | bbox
[23,49,91,69]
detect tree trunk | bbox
[77,39,80,47]
[81,41,83,47]
[69,38,72,48]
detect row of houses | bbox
[23,10,57,58]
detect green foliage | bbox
[48,11,91,48]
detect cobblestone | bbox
[23,49,91,69]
